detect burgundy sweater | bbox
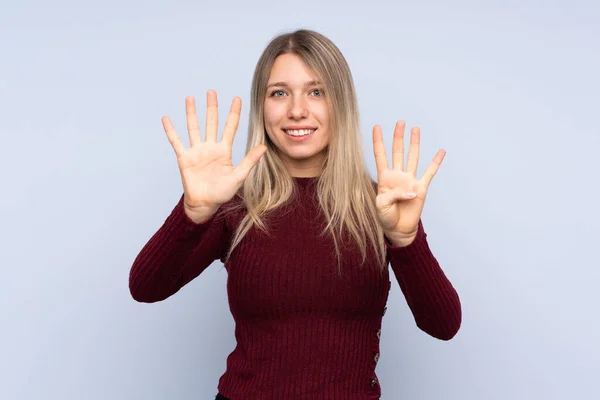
[129,177,461,399]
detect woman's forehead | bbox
[268,54,320,82]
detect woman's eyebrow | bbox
[267,80,322,89]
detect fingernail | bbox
[407,192,417,197]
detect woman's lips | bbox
[283,128,316,141]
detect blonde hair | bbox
[223,29,387,273]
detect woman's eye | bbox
[269,89,323,97]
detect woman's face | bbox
[263,53,331,177]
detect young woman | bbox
[129,29,461,400]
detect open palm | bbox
[373,121,445,243]
[162,91,267,215]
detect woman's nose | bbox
[287,97,309,119]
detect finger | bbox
[234,144,268,183]
[162,116,185,157]
[392,121,405,171]
[406,127,420,177]
[377,187,417,209]
[221,96,242,146]
[422,149,446,187]
[185,96,201,147]
[372,125,389,176]
[205,90,218,142]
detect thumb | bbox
[377,187,417,208]
[234,144,268,182]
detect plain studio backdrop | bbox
[1,0,598,399]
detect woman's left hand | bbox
[373,121,445,246]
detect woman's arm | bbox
[386,220,462,340]
[128,194,231,303]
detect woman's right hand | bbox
[162,90,267,222]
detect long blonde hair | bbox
[223,29,386,273]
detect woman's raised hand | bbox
[162,90,267,222]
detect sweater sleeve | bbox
[128,194,232,303]
[386,220,462,340]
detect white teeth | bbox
[285,129,315,136]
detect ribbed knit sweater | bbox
[129,177,461,399]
